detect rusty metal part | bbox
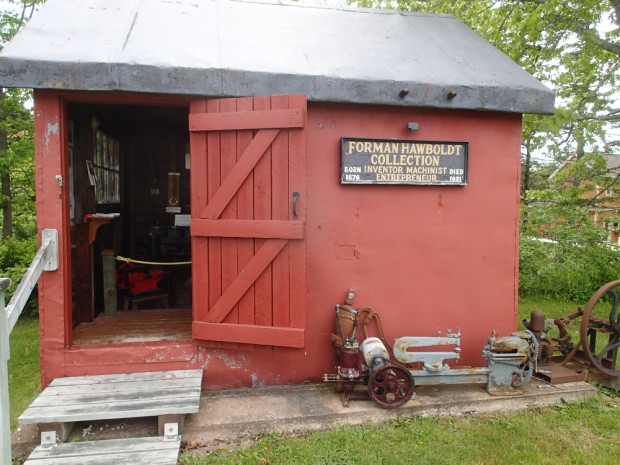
[523,309,546,332]
[489,330,531,353]
[523,310,555,364]
[359,307,391,350]
[368,362,415,409]
[537,340,555,365]
[552,307,582,356]
[579,280,620,376]
[332,289,359,349]
[337,346,360,380]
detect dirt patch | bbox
[68,417,158,441]
[11,416,246,463]
[11,423,39,462]
[11,417,158,463]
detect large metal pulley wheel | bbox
[512,330,537,387]
[511,360,534,388]
[368,363,415,409]
[580,280,620,376]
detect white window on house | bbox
[94,129,120,204]
[606,187,613,196]
[604,220,620,231]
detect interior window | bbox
[94,129,120,204]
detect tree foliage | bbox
[0,1,43,311]
[0,1,40,239]
[519,236,620,302]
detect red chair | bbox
[116,262,169,310]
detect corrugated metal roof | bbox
[0,0,554,114]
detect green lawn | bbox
[179,393,620,465]
[8,318,40,432]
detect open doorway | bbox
[67,102,193,345]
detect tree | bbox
[0,1,41,239]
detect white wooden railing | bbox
[0,229,58,464]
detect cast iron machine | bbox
[324,290,539,409]
[522,279,620,381]
[325,290,416,408]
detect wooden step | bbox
[23,435,181,465]
[19,369,203,438]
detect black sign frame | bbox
[341,137,468,186]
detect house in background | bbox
[0,0,553,390]
[591,154,620,243]
[549,153,620,243]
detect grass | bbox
[8,317,40,432]
[518,296,583,320]
[8,318,40,465]
[179,393,620,465]
[6,300,620,464]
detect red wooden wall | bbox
[303,103,521,372]
[34,91,522,388]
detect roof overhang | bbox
[0,0,555,114]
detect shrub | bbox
[519,235,620,302]
[0,235,38,318]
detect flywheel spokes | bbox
[368,364,415,409]
[580,280,620,376]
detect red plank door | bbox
[189,95,306,348]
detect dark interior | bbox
[67,102,192,331]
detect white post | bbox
[0,277,13,465]
[0,228,58,463]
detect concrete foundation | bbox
[12,378,598,459]
[182,379,597,449]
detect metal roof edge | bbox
[0,60,555,115]
[232,0,458,19]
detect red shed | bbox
[0,0,554,389]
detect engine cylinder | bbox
[360,337,389,366]
[339,346,359,370]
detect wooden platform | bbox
[19,369,203,426]
[20,369,202,464]
[73,308,192,345]
[24,436,181,465]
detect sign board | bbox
[341,138,468,185]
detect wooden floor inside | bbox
[72,309,192,345]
